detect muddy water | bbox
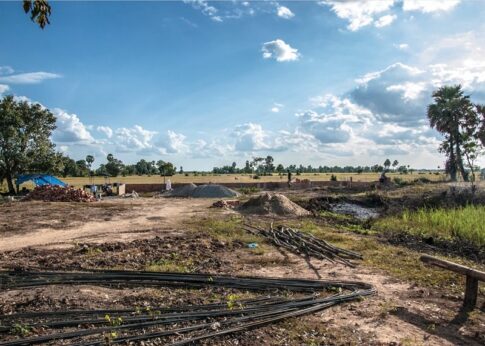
[330,202,380,220]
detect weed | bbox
[11,323,31,337]
[374,205,485,247]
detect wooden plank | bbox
[420,255,485,281]
[464,276,479,310]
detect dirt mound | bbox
[191,184,240,198]
[240,192,311,216]
[22,185,95,202]
[166,183,198,197]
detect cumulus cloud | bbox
[277,5,295,19]
[320,0,395,31]
[262,39,300,62]
[351,63,429,125]
[402,0,461,13]
[0,72,61,84]
[52,109,96,144]
[97,126,113,138]
[158,130,190,154]
[374,14,396,28]
[233,123,270,151]
[114,125,157,153]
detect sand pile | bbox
[239,192,311,216]
[166,184,240,198]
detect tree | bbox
[85,155,94,173]
[276,164,285,173]
[427,85,480,182]
[392,160,399,169]
[105,153,123,177]
[264,156,274,174]
[0,96,58,194]
[23,0,51,29]
[157,160,176,177]
[383,159,391,170]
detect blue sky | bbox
[1,0,484,170]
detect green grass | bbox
[374,205,485,247]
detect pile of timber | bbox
[22,185,95,202]
[244,224,362,267]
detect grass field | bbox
[58,172,446,187]
[374,205,485,248]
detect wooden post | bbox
[420,255,484,310]
[464,276,478,310]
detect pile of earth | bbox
[166,183,240,198]
[239,192,311,216]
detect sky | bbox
[1,0,485,170]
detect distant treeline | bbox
[212,156,412,175]
[60,154,178,178]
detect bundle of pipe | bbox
[243,224,363,267]
[0,270,375,346]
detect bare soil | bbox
[0,194,483,345]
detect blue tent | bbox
[16,174,67,187]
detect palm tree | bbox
[427,85,473,182]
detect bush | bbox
[330,174,337,181]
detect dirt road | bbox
[0,198,212,251]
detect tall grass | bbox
[375,205,485,247]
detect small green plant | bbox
[330,174,337,181]
[226,294,243,310]
[11,323,31,337]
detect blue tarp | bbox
[16,174,67,187]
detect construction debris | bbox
[0,270,375,345]
[239,192,311,216]
[211,199,240,208]
[22,185,95,203]
[243,224,363,267]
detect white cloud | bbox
[52,109,96,144]
[402,0,461,13]
[374,14,396,28]
[271,103,283,113]
[114,125,157,153]
[262,39,300,62]
[0,72,61,84]
[233,123,270,151]
[158,130,190,154]
[386,82,427,101]
[394,43,409,50]
[320,0,395,31]
[0,84,9,94]
[277,5,295,19]
[0,66,14,75]
[97,126,113,138]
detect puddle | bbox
[330,202,380,221]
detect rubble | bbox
[211,200,240,209]
[22,185,95,202]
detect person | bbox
[91,184,98,199]
[379,171,388,184]
[287,169,292,188]
[166,178,172,191]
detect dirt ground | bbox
[0,193,483,345]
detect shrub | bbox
[330,174,337,181]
